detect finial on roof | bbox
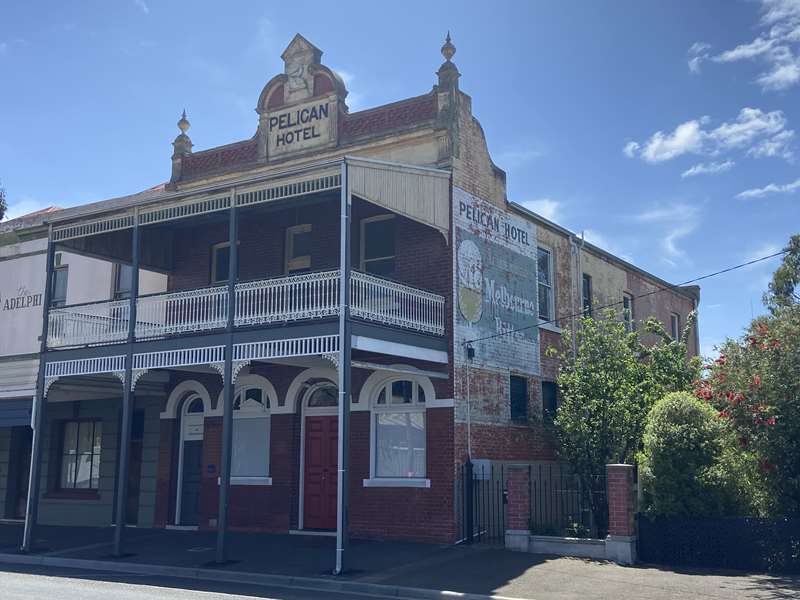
[441,32,456,62]
[177,109,190,134]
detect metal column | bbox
[334,159,352,575]
[113,217,140,556]
[21,231,56,553]
[216,191,238,564]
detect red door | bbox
[303,416,338,530]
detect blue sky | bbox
[1,1,798,357]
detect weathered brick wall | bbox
[606,464,636,537]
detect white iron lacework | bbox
[322,352,340,370]
[235,174,340,208]
[234,334,339,362]
[52,213,135,242]
[43,376,59,398]
[132,346,225,370]
[48,299,131,348]
[138,194,231,226]
[47,271,445,349]
[209,360,249,384]
[44,355,126,378]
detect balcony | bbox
[46,270,446,349]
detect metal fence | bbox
[456,460,601,545]
[638,514,800,573]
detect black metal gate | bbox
[456,460,598,544]
[456,461,507,545]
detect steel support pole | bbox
[334,160,351,575]
[216,192,238,564]
[113,218,140,557]
[21,232,56,553]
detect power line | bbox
[463,249,789,347]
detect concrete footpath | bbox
[1,524,798,600]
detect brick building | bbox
[12,34,698,554]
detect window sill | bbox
[217,476,273,486]
[538,320,562,334]
[362,478,430,488]
[44,489,100,500]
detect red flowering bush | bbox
[698,304,800,516]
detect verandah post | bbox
[113,214,140,557]
[334,158,351,575]
[21,229,56,553]
[216,188,238,564]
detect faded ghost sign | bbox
[267,96,337,159]
[453,187,540,375]
[0,247,47,357]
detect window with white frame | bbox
[361,215,396,277]
[51,266,69,308]
[670,312,680,341]
[285,224,312,274]
[623,293,635,332]
[210,241,239,284]
[113,264,133,300]
[231,386,270,480]
[59,420,102,490]
[373,379,426,479]
[537,246,554,322]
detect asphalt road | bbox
[0,565,400,600]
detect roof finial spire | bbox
[177,109,190,134]
[441,31,456,62]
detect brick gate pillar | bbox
[504,464,530,551]
[605,463,637,564]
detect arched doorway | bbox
[176,395,205,526]
[300,380,338,531]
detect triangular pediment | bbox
[281,34,322,64]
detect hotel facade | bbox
[0,35,699,553]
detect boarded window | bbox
[510,375,528,422]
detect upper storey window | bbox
[537,247,554,322]
[361,215,396,277]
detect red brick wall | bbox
[506,466,530,531]
[606,464,635,537]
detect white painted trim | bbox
[357,366,436,407]
[161,380,213,419]
[289,529,336,537]
[209,372,278,417]
[538,321,562,334]
[351,336,448,364]
[176,394,206,526]
[425,398,455,408]
[284,367,338,414]
[165,525,199,531]
[229,476,272,486]
[362,478,431,488]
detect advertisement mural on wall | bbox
[453,187,540,375]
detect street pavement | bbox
[0,564,399,600]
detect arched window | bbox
[306,381,338,408]
[231,382,272,484]
[373,379,426,479]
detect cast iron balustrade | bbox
[46,269,445,349]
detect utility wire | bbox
[463,249,789,347]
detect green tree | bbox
[766,234,800,309]
[554,310,700,534]
[0,180,6,221]
[638,392,741,517]
[699,303,800,516]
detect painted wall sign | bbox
[0,249,47,357]
[453,187,540,375]
[267,96,336,158]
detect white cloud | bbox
[496,148,545,170]
[681,160,735,178]
[133,0,149,14]
[518,198,561,222]
[333,68,365,111]
[631,202,700,266]
[639,120,705,163]
[625,108,794,164]
[622,141,640,158]
[736,177,800,198]
[633,203,699,223]
[582,229,634,263]
[688,41,711,73]
[700,0,800,92]
[2,196,52,222]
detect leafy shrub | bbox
[638,391,740,517]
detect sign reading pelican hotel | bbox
[266,94,338,159]
[453,187,540,375]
